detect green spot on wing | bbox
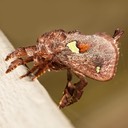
[67,41,79,53]
[96,66,101,73]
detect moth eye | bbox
[76,42,90,53]
[96,66,101,73]
[67,41,79,53]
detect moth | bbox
[5,28,124,108]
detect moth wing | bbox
[56,34,119,81]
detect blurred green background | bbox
[0,0,128,128]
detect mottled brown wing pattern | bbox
[56,34,119,81]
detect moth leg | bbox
[6,57,33,73]
[31,66,48,80]
[20,61,49,80]
[5,46,36,61]
[20,65,39,79]
[59,70,88,109]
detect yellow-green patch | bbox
[96,66,101,73]
[67,41,79,53]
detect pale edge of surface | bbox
[0,30,74,128]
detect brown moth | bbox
[5,28,124,108]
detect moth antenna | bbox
[113,28,124,41]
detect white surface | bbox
[0,30,74,128]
